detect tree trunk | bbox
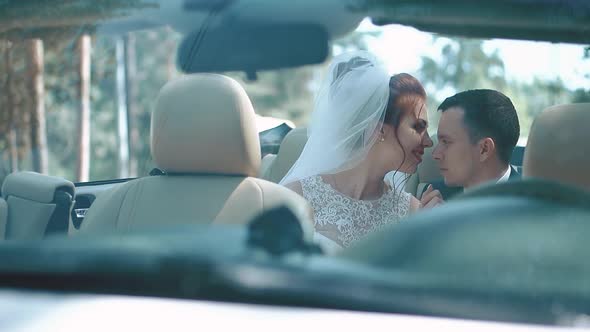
[125,34,139,177]
[17,77,31,170]
[116,36,129,178]
[3,41,18,172]
[26,39,48,174]
[76,35,91,182]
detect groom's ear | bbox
[479,137,496,162]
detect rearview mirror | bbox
[177,23,330,74]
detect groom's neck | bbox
[464,160,509,189]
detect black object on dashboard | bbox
[149,168,166,176]
[247,206,322,256]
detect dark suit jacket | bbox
[424,165,521,200]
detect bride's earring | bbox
[380,136,385,142]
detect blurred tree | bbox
[419,37,508,114]
[0,0,159,181]
[228,68,317,126]
[333,29,381,53]
[26,38,49,174]
[1,41,18,173]
[115,36,130,178]
[575,47,590,101]
[572,89,590,103]
[417,37,578,137]
[227,30,382,127]
[0,0,157,38]
[506,78,571,137]
[126,34,140,177]
[75,34,91,182]
[0,21,386,181]
[129,28,182,176]
[8,42,33,172]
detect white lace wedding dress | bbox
[301,176,411,252]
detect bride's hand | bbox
[420,184,444,209]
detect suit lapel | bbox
[509,165,521,180]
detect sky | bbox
[357,20,590,91]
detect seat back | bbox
[261,127,308,183]
[259,154,277,178]
[79,74,313,238]
[80,176,312,235]
[524,103,590,190]
[0,198,7,239]
[2,171,74,240]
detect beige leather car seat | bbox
[0,198,7,239]
[2,171,74,240]
[79,74,313,237]
[523,103,590,190]
[259,154,277,179]
[261,128,308,183]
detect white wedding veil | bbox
[280,51,391,185]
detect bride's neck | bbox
[327,161,385,200]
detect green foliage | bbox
[34,27,180,180]
[417,36,584,138]
[573,89,590,103]
[419,38,509,129]
[421,38,507,93]
[333,29,381,53]
[82,28,181,180]
[227,67,317,126]
[226,30,381,127]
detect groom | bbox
[426,89,521,199]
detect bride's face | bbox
[380,98,433,174]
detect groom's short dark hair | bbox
[438,89,520,164]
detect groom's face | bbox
[432,107,480,187]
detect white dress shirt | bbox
[496,166,512,183]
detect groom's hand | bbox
[420,184,444,209]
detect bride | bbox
[281,51,442,251]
